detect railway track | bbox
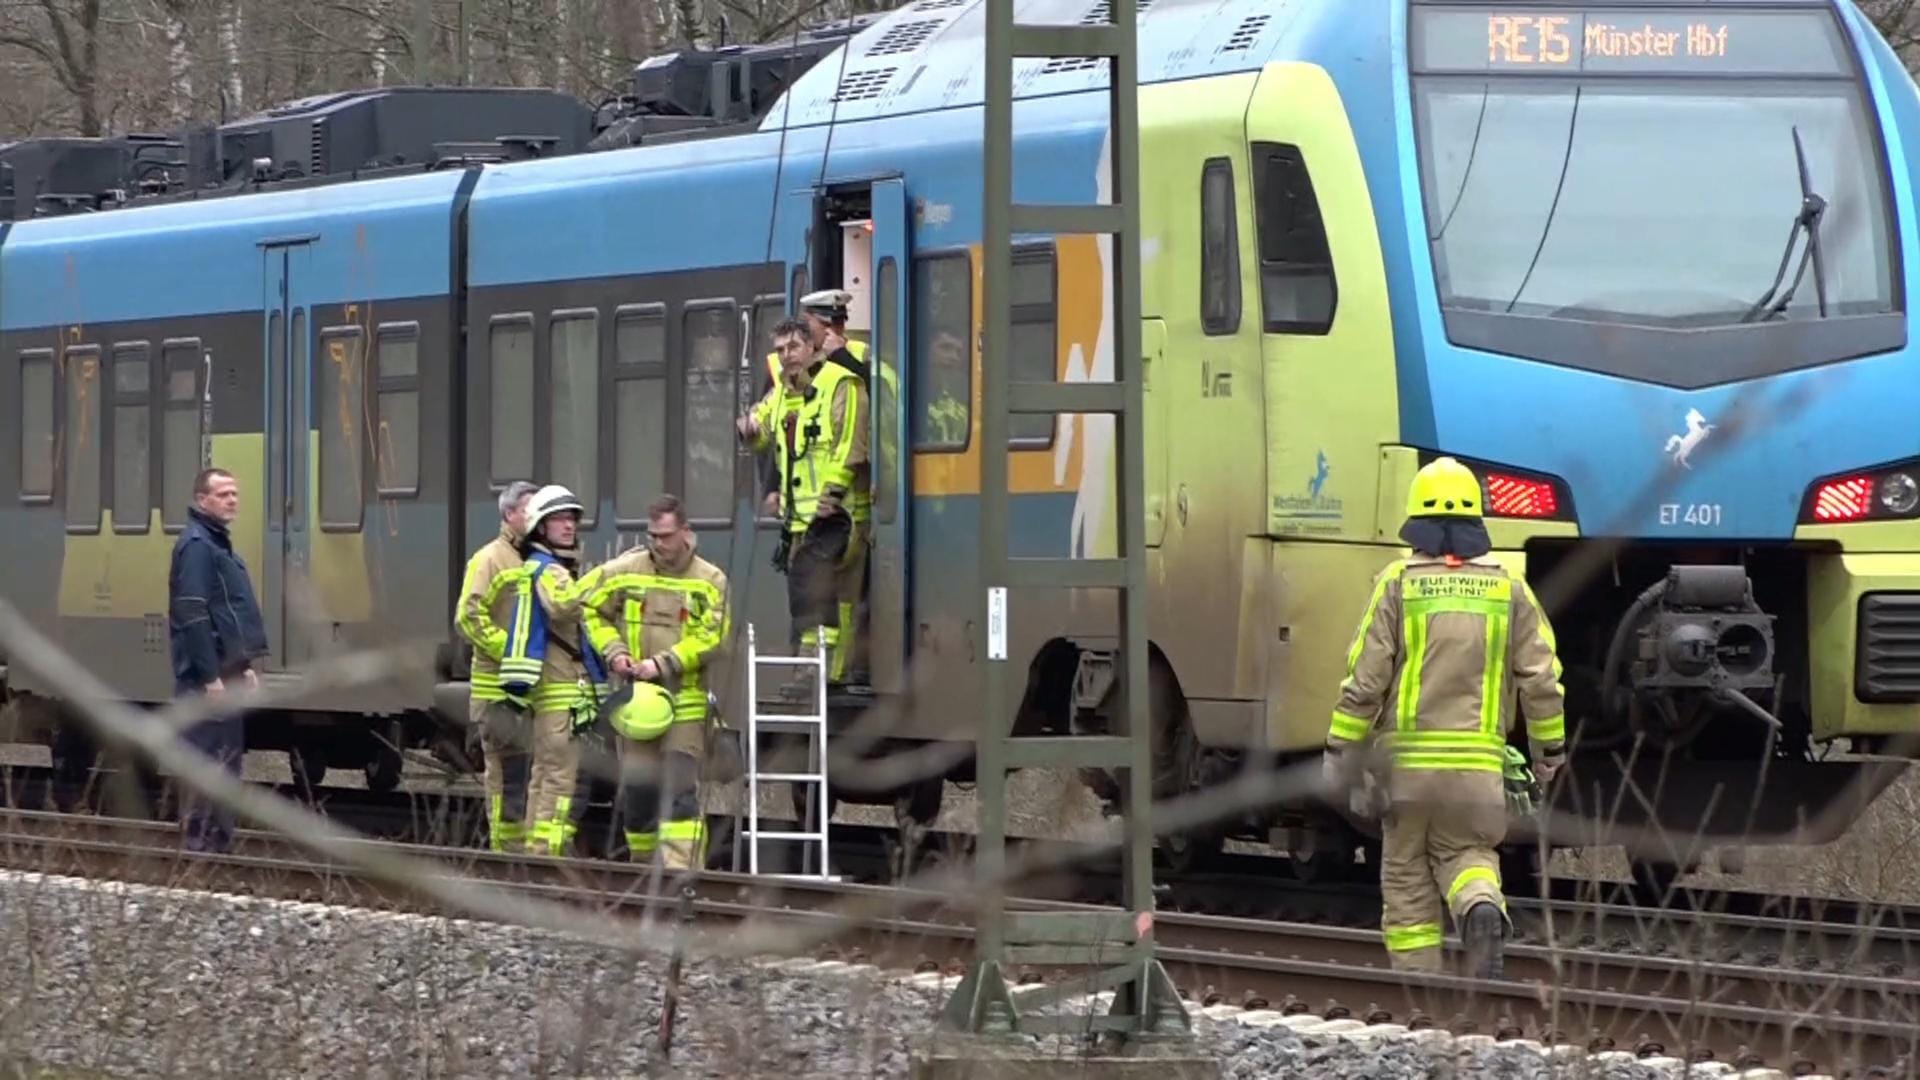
[0,807,1912,1076]
[7,760,1920,980]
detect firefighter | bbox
[577,493,730,869]
[454,479,539,851]
[737,317,871,689]
[501,483,605,856]
[1322,456,1567,979]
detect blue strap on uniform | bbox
[515,551,608,693]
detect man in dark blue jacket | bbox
[168,466,269,852]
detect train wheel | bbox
[363,746,403,794]
[290,745,329,792]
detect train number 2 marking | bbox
[1659,502,1722,526]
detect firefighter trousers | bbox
[1380,796,1507,972]
[787,513,869,683]
[473,698,532,852]
[615,720,709,870]
[525,708,582,855]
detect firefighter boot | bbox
[1462,900,1507,979]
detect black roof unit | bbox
[211,85,595,186]
[0,20,865,218]
[589,15,879,150]
[0,131,210,221]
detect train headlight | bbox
[1881,473,1919,516]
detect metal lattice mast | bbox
[939,0,1188,1044]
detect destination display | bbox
[1411,7,1852,76]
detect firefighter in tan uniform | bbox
[1323,457,1567,978]
[500,484,606,856]
[454,480,539,851]
[577,494,729,869]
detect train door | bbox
[868,178,911,694]
[260,240,314,672]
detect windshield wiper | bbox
[1743,125,1830,323]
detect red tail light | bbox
[1811,475,1875,522]
[1485,472,1558,518]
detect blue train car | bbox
[0,167,475,787]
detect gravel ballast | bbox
[0,869,1816,1079]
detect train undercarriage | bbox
[1057,541,1918,892]
[4,538,1916,897]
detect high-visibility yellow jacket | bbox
[578,545,730,725]
[1327,554,1567,800]
[750,351,871,531]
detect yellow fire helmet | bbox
[1405,456,1483,520]
[608,680,674,742]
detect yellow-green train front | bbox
[1099,0,1920,881]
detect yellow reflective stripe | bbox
[1383,924,1443,952]
[1343,562,1402,673]
[587,572,724,607]
[1481,604,1509,738]
[531,683,597,710]
[1397,606,1428,732]
[625,830,658,854]
[1328,711,1372,743]
[458,557,519,660]
[580,567,622,658]
[1528,714,1566,743]
[659,819,706,841]
[1520,578,1563,671]
[1394,753,1504,772]
[1447,866,1502,906]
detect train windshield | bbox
[1405,5,1903,384]
[1413,78,1895,327]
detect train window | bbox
[682,302,738,521]
[549,309,600,526]
[374,324,420,497]
[910,253,971,452]
[63,344,102,532]
[489,315,535,485]
[614,305,666,525]
[1251,142,1337,335]
[750,294,785,401]
[18,349,54,502]
[160,340,201,529]
[111,343,152,533]
[1010,246,1057,447]
[318,326,366,531]
[1201,157,1243,336]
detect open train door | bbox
[867,177,911,695]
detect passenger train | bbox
[2,0,1917,885]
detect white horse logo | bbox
[1664,408,1713,469]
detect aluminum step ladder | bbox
[731,623,838,879]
